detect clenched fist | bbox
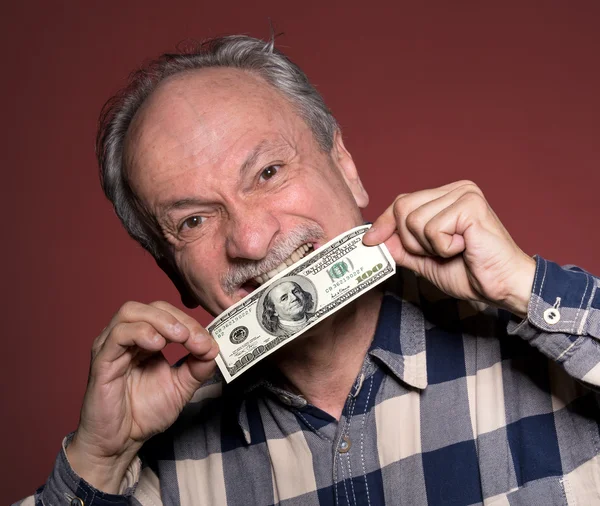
[67,301,218,493]
[363,181,536,317]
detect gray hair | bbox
[97,35,339,260]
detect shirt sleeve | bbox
[14,434,148,506]
[508,256,600,388]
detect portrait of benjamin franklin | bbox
[260,277,317,337]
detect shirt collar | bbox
[368,270,428,390]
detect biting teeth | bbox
[252,243,314,286]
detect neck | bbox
[271,288,383,420]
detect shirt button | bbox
[339,436,351,453]
[543,308,561,325]
[70,499,84,506]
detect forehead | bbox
[124,68,307,204]
[129,67,291,137]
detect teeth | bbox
[251,243,314,287]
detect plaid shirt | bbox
[18,257,600,506]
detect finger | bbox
[405,183,484,255]
[383,233,427,275]
[423,191,489,257]
[363,181,475,248]
[364,194,435,253]
[149,301,215,357]
[95,303,191,360]
[101,301,191,345]
[174,342,220,395]
[435,179,479,192]
[95,321,168,364]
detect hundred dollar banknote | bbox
[208,225,396,382]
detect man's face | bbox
[268,281,307,321]
[125,68,368,315]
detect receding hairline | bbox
[123,66,313,180]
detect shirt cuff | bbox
[40,433,141,506]
[507,256,599,361]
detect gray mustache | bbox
[220,223,325,295]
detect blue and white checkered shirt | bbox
[18,257,600,505]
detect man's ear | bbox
[155,256,199,309]
[331,130,369,209]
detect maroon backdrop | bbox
[2,2,599,503]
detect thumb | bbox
[363,214,397,246]
[174,349,218,398]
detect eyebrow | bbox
[239,138,294,178]
[160,197,206,214]
[158,138,292,215]
[239,139,269,178]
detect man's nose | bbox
[224,204,280,260]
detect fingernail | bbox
[363,227,376,243]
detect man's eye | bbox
[260,165,280,181]
[180,216,204,231]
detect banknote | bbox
[208,225,396,382]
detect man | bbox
[17,35,600,505]
[261,279,316,336]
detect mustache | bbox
[220,223,325,295]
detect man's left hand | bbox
[363,180,536,318]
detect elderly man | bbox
[262,279,315,336]
[17,35,600,506]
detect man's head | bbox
[97,35,369,315]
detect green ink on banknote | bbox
[356,263,383,284]
[328,260,349,280]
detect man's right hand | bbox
[66,301,219,494]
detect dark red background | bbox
[2,2,599,503]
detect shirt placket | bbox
[333,365,378,506]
